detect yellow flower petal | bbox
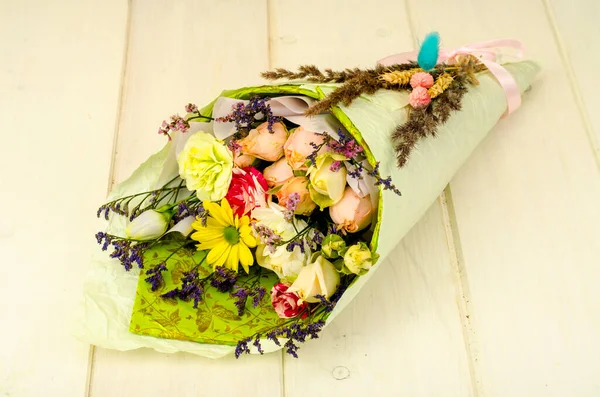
[239,243,254,273]
[226,244,239,273]
[203,201,229,226]
[239,227,257,247]
[206,241,229,264]
[220,199,235,225]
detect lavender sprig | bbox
[305,129,401,196]
[95,232,149,270]
[210,266,238,293]
[161,270,204,309]
[144,263,167,291]
[215,96,281,138]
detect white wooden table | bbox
[2,0,600,396]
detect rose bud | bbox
[125,210,170,241]
[271,283,308,319]
[263,157,294,187]
[233,152,257,168]
[320,234,347,259]
[225,167,269,218]
[329,186,373,233]
[238,121,288,162]
[283,126,326,170]
[344,242,379,275]
[307,153,347,209]
[276,176,316,216]
[288,255,340,303]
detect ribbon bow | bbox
[378,39,525,115]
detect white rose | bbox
[288,255,340,303]
[125,210,170,240]
[256,243,311,284]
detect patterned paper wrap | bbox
[76,61,540,358]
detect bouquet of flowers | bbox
[80,34,540,358]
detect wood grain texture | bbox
[408,0,600,395]
[0,0,128,396]
[283,202,473,397]
[269,1,474,395]
[544,0,600,166]
[88,1,283,396]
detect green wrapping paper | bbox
[77,60,540,358]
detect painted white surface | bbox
[3,0,600,396]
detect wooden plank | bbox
[88,1,284,396]
[408,0,600,395]
[268,1,474,395]
[0,0,128,396]
[544,0,600,165]
[89,349,282,397]
[283,201,474,397]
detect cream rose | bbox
[288,255,340,303]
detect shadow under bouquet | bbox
[80,34,540,358]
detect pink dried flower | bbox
[408,87,431,108]
[410,72,434,89]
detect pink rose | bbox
[276,176,316,216]
[238,122,287,162]
[408,86,431,109]
[263,158,294,187]
[271,283,307,319]
[410,72,434,89]
[329,187,373,233]
[283,126,325,170]
[225,167,269,218]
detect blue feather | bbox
[417,32,440,71]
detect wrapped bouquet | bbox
[80,34,540,358]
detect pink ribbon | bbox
[378,39,525,115]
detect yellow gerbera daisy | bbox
[191,198,257,273]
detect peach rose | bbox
[233,152,256,168]
[329,187,373,233]
[263,158,294,187]
[276,176,316,216]
[238,121,288,162]
[283,126,325,170]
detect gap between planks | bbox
[84,1,134,396]
[541,0,600,171]
[403,4,482,394]
[439,189,483,397]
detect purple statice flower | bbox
[253,224,282,253]
[231,286,249,316]
[161,270,204,308]
[95,233,147,271]
[185,103,198,113]
[253,334,264,355]
[329,160,342,172]
[215,96,281,137]
[227,139,241,154]
[312,229,325,245]
[315,294,336,313]
[286,240,305,253]
[326,129,364,159]
[283,193,300,221]
[144,263,167,292]
[234,337,252,358]
[158,113,190,140]
[250,286,266,308]
[366,162,402,196]
[210,266,238,293]
[266,330,281,346]
[327,223,342,236]
[284,339,299,358]
[347,161,364,179]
